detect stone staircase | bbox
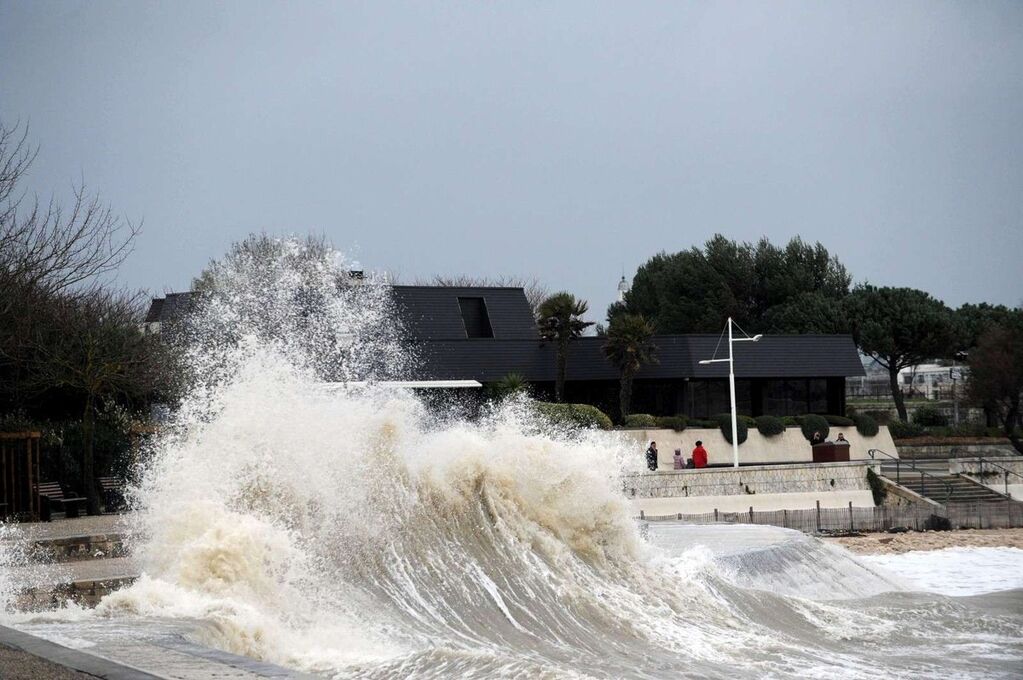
[880,463,1010,505]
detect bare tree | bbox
[0,120,140,312]
[25,289,162,514]
[415,274,550,320]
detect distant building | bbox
[147,285,865,419]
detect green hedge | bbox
[688,418,719,428]
[888,419,926,439]
[800,414,830,442]
[866,467,887,506]
[911,405,948,427]
[715,414,749,445]
[622,413,657,428]
[655,415,688,431]
[534,402,613,430]
[781,416,800,427]
[853,413,879,437]
[824,414,854,426]
[754,415,785,437]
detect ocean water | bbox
[2,240,1020,679]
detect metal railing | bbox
[868,448,953,504]
[971,457,1023,499]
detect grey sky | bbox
[1,1,1021,321]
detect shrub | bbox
[654,415,687,431]
[755,415,785,437]
[864,409,892,425]
[887,419,926,439]
[487,372,528,400]
[950,422,988,438]
[715,414,749,445]
[911,405,948,427]
[781,416,799,427]
[534,402,613,430]
[853,413,879,437]
[622,413,657,428]
[800,414,830,442]
[688,419,718,428]
[866,467,887,506]
[824,414,854,426]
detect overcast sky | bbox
[1,1,1020,320]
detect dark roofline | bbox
[391,285,528,291]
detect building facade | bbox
[147,284,865,419]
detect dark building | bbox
[147,284,864,418]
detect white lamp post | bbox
[698,318,762,468]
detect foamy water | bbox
[2,239,1021,679]
[861,547,1023,597]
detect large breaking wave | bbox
[5,238,1022,678]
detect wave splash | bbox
[7,238,1021,678]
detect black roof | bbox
[146,286,865,382]
[391,286,537,341]
[145,292,194,324]
[409,335,864,382]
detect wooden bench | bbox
[37,481,87,519]
[98,476,127,512]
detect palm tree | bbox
[538,293,593,402]
[603,314,658,419]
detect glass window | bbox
[808,379,827,413]
[786,379,807,414]
[765,380,787,416]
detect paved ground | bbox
[9,555,139,589]
[0,646,93,679]
[17,514,132,541]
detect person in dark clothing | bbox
[645,441,658,471]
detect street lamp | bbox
[698,317,762,468]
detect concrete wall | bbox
[623,460,880,515]
[899,443,1019,460]
[619,425,897,467]
[951,456,1023,500]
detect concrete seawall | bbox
[619,425,897,467]
[624,461,880,515]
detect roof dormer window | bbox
[458,297,494,338]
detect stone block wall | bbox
[622,461,878,499]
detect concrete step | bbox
[881,472,1010,504]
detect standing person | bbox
[692,440,708,468]
[836,433,849,445]
[646,441,659,471]
[673,449,685,470]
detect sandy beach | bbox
[825,528,1023,554]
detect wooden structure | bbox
[37,481,86,519]
[0,431,42,521]
[812,442,851,463]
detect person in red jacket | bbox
[692,440,708,468]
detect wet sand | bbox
[825,528,1023,554]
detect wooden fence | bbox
[641,500,1023,533]
[0,431,42,522]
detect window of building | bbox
[457,297,494,338]
[808,378,827,413]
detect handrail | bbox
[973,457,1023,499]
[867,448,954,505]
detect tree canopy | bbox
[967,313,1023,453]
[603,313,658,419]
[616,235,851,334]
[538,292,593,403]
[845,285,957,421]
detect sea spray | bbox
[10,237,1022,679]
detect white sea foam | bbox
[6,238,1021,679]
[861,547,1023,597]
